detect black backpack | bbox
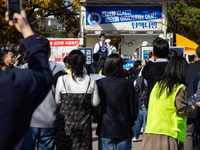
[140,77,148,109]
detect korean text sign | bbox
[78,47,93,65]
[48,38,83,65]
[86,6,162,31]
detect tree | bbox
[0,0,80,48]
[168,0,200,44]
[35,25,68,38]
[0,0,21,48]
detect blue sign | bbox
[86,6,162,30]
[143,50,153,60]
[123,61,135,69]
[78,47,93,65]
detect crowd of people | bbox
[2,9,200,150]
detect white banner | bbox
[48,38,83,66]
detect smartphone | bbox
[7,0,22,21]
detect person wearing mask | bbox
[94,34,111,58]
[2,9,52,150]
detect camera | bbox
[7,0,22,21]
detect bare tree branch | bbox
[27,5,38,19]
[30,12,79,25]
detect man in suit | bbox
[87,53,100,75]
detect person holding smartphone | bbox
[2,9,53,150]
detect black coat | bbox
[142,61,168,108]
[0,35,53,150]
[187,60,200,98]
[187,60,200,118]
[96,77,136,139]
[87,62,98,75]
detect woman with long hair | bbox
[96,54,136,150]
[95,57,106,75]
[142,56,200,150]
[55,50,100,150]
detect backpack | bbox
[129,73,138,82]
[140,77,148,109]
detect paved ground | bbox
[92,123,143,150]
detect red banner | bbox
[49,40,80,47]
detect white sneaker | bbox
[132,137,137,142]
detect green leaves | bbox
[35,25,68,38]
[168,2,188,16]
[0,0,80,47]
[178,7,200,24]
[168,0,200,44]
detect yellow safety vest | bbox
[98,69,102,75]
[145,82,187,143]
[65,69,71,74]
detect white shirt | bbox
[148,58,155,63]
[55,74,100,107]
[110,46,117,54]
[155,58,168,63]
[94,41,111,56]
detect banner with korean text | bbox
[48,38,83,66]
[86,6,162,31]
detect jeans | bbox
[24,127,56,150]
[133,105,147,138]
[98,137,131,150]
